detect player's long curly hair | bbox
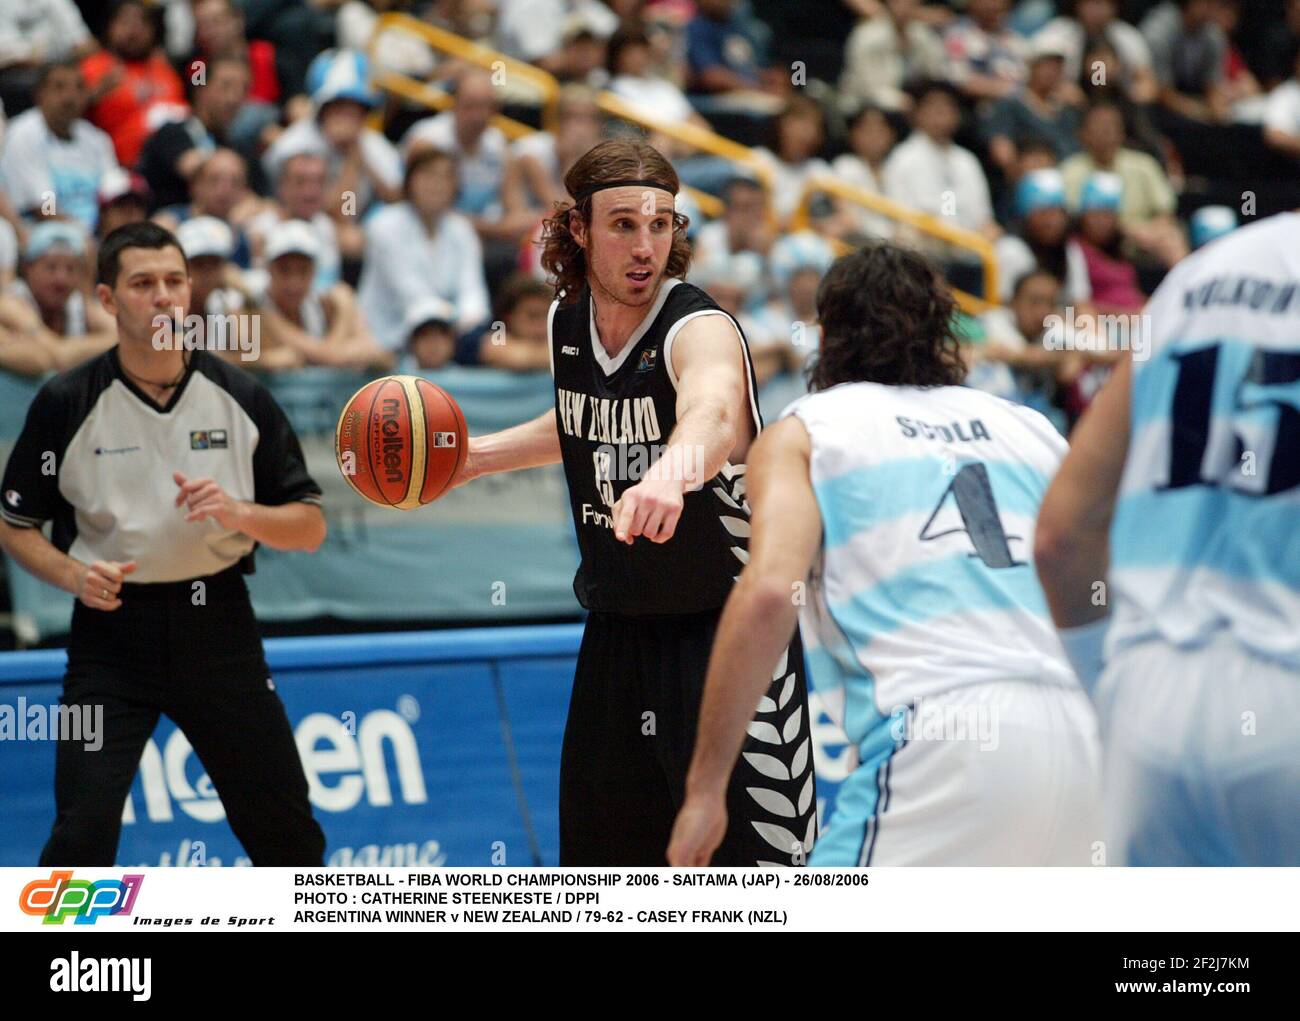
[539,139,692,305]
[807,242,967,391]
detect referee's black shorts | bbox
[40,565,325,867]
[559,609,817,866]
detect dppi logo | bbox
[19,871,144,925]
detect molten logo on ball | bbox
[336,376,468,510]
[379,398,405,485]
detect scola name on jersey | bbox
[896,415,993,443]
[557,388,663,445]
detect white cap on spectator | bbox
[403,295,457,340]
[177,216,234,260]
[693,251,763,294]
[562,10,609,42]
[561,4,618,41]
[732,251,764,291]
[98,166,149,207]
[1029,35,1071,63]
[265,219,321,264]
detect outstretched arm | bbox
[452,409,562,488]
[611,314,751,545]
[668,417,822,866]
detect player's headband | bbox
[573,179,677,203]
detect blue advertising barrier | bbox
[0,625,854,866]
[0,626,581,867]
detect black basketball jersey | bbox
[549,278,763,617]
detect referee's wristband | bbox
[1057,615,1110,694]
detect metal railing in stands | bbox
[789,176,999,315]
[588,91,778,221]
[368,11,559,129]
[366,12,997,309]
[366,12,754,220]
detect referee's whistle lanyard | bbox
[119,352,191,396]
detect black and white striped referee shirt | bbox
[1,348,321,582]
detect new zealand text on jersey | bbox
[557,388,662,445]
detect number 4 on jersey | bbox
[918,461,1024,569]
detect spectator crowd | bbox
[3,0,1299,430]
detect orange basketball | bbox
[335,375,468,509]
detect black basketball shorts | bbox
[559,608,817,866]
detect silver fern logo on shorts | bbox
[740,644,816,865]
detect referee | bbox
[0,222,327,867]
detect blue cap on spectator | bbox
[769,231,835,290]
[1078,172,1124,213]
[23,220,87,262]
[308,49,378,110]
[1016,168,1066,216]
[1190,205,1238,248]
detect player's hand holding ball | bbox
[335,375,468,508]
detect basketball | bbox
[335,375,468,509]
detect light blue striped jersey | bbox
[782,382,1076,744]
[1110,211,1300,668]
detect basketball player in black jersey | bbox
[450,139,816,866]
